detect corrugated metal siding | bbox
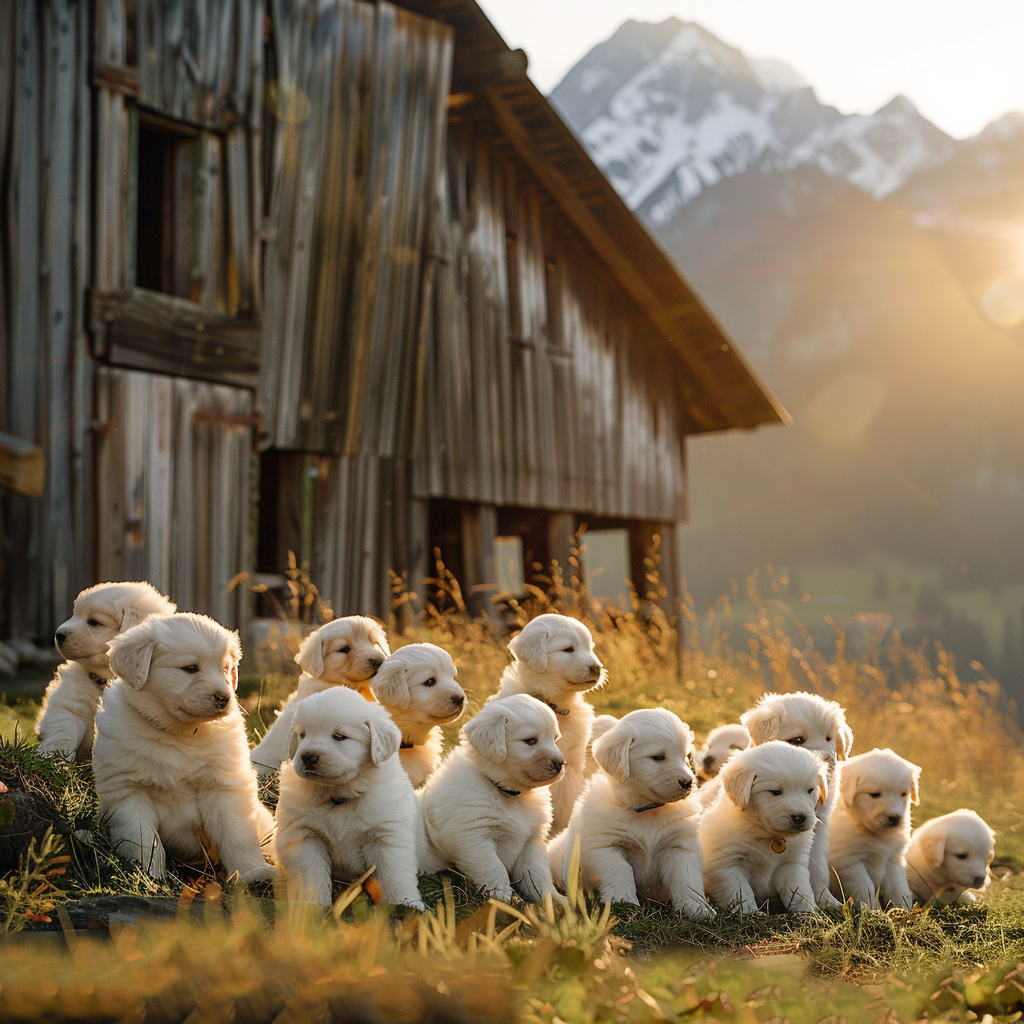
[413,124,689,522]
[258,0,452,455]
[0,0,94,638]
[94,368,253,628]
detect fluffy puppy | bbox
[93,613,274,883]
[272,688,426,909]
[828,748,921,910]
[549,709,713,919]
[700,741,828,914]
[250,616,390,775]
[494,614,605,834]
[741,692,854,909]
[584,714,618,776]
[421,694,565,903]
[37,581,176,760]
[369,643,465,788]
[696,724,751,783]
[905,809,994,906]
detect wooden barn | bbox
[0,0,786,641]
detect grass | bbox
[4,558,1024,1021]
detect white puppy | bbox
[250,616,390,776]
[369,643,465,788]
[905,809,994,906]
[272,688,426,910]
[696,724,751,783]
[700,741,828,914]
[494,614,605,834]
[37,581,176,760]
[93,613,274,883]
[421,694,565,903]
[549,709,713,919]
[828,748,921,910]
[742,692,854,909]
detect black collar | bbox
[88,672,112,687]
[633,802,665,813]
[542,698,570,717]
[330,795,348,806]
[399,741,415,749]
[486,776,522,797]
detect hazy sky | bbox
[477,0,1024,140]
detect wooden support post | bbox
[461,503,498,620]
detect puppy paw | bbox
[241,862,278,885]
[679,900,716,922]
[816,890,843,910]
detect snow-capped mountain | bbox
[551,18,955,225]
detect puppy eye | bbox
[788,737,805,746]
[423,677,436,688]
[769,789,783,796]
[901,792,908,798]
[869,792,882,799]
[339,646,351,654]
[955,853,968,860]
[808,788,815,794]
[332,733,346,742]
[299,732,305,740]
[182,665,200,674]
[651,754,665,762]
[87,618,101,627]
[826,736,833,743]
[524,737,538,746]
[563,646,574,653]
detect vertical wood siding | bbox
[94,369,253,628]
[413,123,689,522]
[258,0,452,455]
[0,0,94,638]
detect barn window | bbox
[135,116,197,298]
[494,535,525,596]
[505,229,523,342]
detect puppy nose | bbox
[301,752,319,770]
[212,693,229,710]
[55,632,67,645]
[678,778,692,794]
[973,875,987,888]
[886,814,901,827]
[450,694,464,707]
[586,661,602,675]
[368,657,383,672]
[702,754,714,768]
[551,758,564,773]
[790,813,807,827]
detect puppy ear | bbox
[839,767,860,807]
[509,621,550,672]
[108,619,158,689]
[722,764,756,811]
[836,722,855,761]
[372,625,391,658]
[295,630,325,678]
[593,727,633,785]
[287,725,301,761]
[122,600,158,633]
[740,705,782,745]
[370,658,410,711]
[464,707,508,763]
[918,828,946,868]
[816,764,829,809]
[910,764,922,806]
[366,713,402,766]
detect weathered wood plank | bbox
[0,433,45,496]
[92,289,260,387]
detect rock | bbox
[0,788,65,875]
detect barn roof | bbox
[392,0,790,435]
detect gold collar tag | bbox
[770,837,787,854]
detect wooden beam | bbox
[461,503,499,619]
[0,432,45,497]
[91,288,260,388]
